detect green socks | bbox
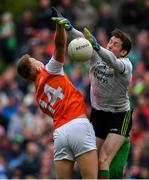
[98,170,109,179]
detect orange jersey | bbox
[35,68,87,129]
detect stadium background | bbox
[0,0,148,178]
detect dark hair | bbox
[17,54,32,80]
[111,28,132,54]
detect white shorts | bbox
[53,118,96,161]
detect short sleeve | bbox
[45,57,64,75]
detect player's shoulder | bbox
[119,57,132,66]
[119,57,130,62]
[119,57,133,73]
[45,56,64,75]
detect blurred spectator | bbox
[119,0,141,29]
[59,0,74,22]
[28,31,51,64]
[130,117,144,146]
[136,30,149,51]
[10,166,23,179]
[39,151,51,178]
[0,12,17,64]
[72,0,98,31]
[118,0,142,41]
[33,109,53,137]
[137,89,149,130]
[139,131,149,178]
[70,64,85,94]
[37,131,53,151]
[96,3,118,37]
[16,8,34,47]
[16,8,35,57]
[0,154,8,179]
[45,143,55,178]
[142,46,149,71]
[129,129,149,178]
[1,95,19,130]
[6,140,24,178]
[44,31,55,58]
[34,0,55,31]
[7,103,34,140]
[0,130,10,158]
[139,0,149,30]
[21,141,41,178]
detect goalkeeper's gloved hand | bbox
[83,27,100,51]
[51,7,73,31]
[52,17,73,31]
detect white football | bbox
[67,37,93,62]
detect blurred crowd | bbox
[0,0,149,179]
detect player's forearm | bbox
[54,24,66,63]
[97,47,124,73]
[68,27,84,40]
[55,24,67,49]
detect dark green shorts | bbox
[90,108,133,139]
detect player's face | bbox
[30,58,44,72]
[106,36,126,58]
[28,58,44,80]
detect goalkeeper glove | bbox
[51,7,73,31]
[83,27,100,51]
[52,17,73,31]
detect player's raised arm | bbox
[45,15,67,75]
[51,7,84,40]
[83,27,131,74]
[53,24,67,64]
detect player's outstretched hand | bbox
[83,27,100,51]
[51,7,73,31]
[52,17,73,31]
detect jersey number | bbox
[39,84,64,113]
